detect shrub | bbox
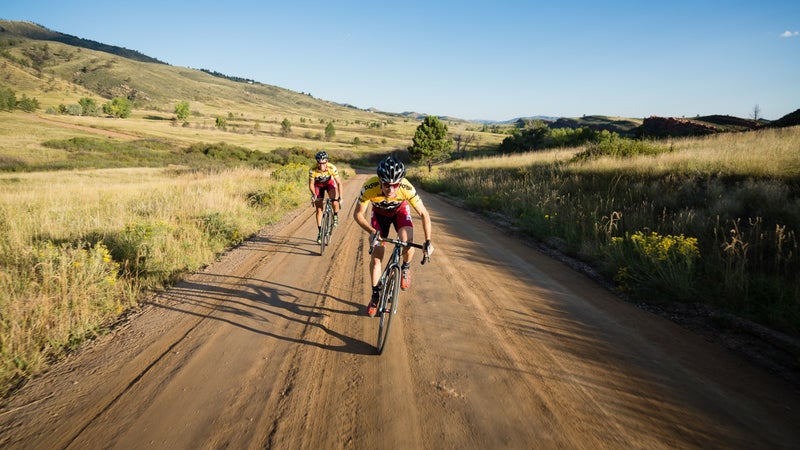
[610,231,701,301]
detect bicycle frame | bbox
[369,236,427,354]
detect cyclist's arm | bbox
[353,200,376,235]
[334,176,343,200]
[412,199,432,242]
[308,177,316,198]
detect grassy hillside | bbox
[0,20,505,164]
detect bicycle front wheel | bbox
[376,266,401,354]
[323,205,333,246]
[319,209,330,255]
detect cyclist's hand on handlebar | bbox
[368,232,380,254]
[422,239,433,264]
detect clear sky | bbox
[3,1,799,121]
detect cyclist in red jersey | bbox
[309,151,343,243]
[353,156,434,316]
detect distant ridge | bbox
[475,116,560,125]
[0,20,166,65]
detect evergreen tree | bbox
[281,118,292,136]
[408,116,452,171]
[0,87,17,111]
[325,122,335,141]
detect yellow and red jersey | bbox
[309,163,339,186]
[357,175,422,214]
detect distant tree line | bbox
[501,120,611,152]
[198,68,258,85]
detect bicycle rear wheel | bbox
[376,266,401,354]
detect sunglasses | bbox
[381,181,400,188]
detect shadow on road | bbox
[146,272,375,355]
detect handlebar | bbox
[369,235,430,265]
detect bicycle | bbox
[369,235,430,354]
[318,198,335,255]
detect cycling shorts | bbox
[371,201,413,238]
[314,179,337,199]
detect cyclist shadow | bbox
[251,280,375,354]
[248,234,323,257]
[151,273,375,355]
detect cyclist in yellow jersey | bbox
[309,151,343,243]
[354,156,434,316]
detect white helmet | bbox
[376,156,405,184]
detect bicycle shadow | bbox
[147,272,375,355]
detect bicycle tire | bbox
[323,203,333,246]
[376,265,401,354]
[319,207,330,255]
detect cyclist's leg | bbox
[370,245,385,285]
[326,184,339,225]
[370,212,394,286]
[313,185,324,227]
[329,181,340,214]
[393,204,414,290]
[395,203,415,264]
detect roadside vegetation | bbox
[0,161,315,396]
[413,126,800,337]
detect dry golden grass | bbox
[418,126,800,336]
[445,126,800,179]
[0,165,309,394]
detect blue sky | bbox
[3,1,799,121]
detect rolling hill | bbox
[1,18,797,153]
[0,20,411,124]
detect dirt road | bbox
[1,173,799,449]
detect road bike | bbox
[318,198,335,255]
[369,235,430,354]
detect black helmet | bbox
[376,156,405,184]
[315,151,328,162]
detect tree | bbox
[16,94,40,112]
[408,116,452,171]
[453,132,477,159]
[324,122,335,141]
[79,97,98,116]
[103,97,131,118]
[281,118,292,137]
[0,87,16,111]
[215,116,227,131]
[175,101,190,121]
[751,104,761,122]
